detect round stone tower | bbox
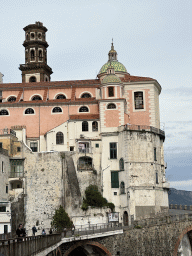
[19,21,53,83]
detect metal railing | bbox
[0,233,61,256]
[61,222,123,238]
[0,129,16,136]
[78,148,92,153]
[9,172,24,178]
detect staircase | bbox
[65,155,81,200]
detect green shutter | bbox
[111,171,119,188]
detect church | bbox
[0,22,169,233]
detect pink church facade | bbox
[0,22,169,225]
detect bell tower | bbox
[19,21,53,83]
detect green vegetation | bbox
[134,225,142,229]
[81,185,115,212]
[51,205,73,232]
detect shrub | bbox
[81,185,115,212]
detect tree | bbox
[51,205,73,232]
[81,185,115,212]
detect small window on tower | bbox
[108,87,114,97]
[38,33,42,39]
[30,50,35,61]
[29,76,37,83]
[31,33,35,40]
[134,92,144,109]
[39,50,43,61]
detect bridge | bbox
[1,213,192,255]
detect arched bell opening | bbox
[123,211,128,226]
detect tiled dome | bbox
[99,61,127,74]
[102,74,121,84]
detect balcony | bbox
[0,128,16,136]
[78,148,92,154]
[9,172,23,178]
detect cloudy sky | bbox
[0,0,191,190]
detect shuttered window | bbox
[111,171,119,188]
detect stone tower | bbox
[19,21,53,83]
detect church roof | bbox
[102,74,121,84]
[99,61,127,74]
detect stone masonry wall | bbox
[61,215,192,256]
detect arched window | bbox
[31,95,42,101]
[78,156,92,170]
[92,121,98,132]
[8,96,16,102]
[0,109,9,115]
[29,76,36,83]
[31,33,35,39]
[120,182,125,194]
[107,103,116,109]
[56,94,66,100]
[26,34,29,40]
[56,132,64,144]
[119,158,124,171]
[38,33,42,39]
[79,106,89,112]
[82,121,88,132]
[31,49,35,61]
[39,50,43,61]
[52,107,62,113]
[25,108,34,115]
[81,93,91,98]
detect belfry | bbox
[19,21,53,83]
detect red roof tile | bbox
[121,74,155,82]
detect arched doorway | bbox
[123,211,128,226]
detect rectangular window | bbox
[17,147,21,152]
[0,206,6,212]
[10,160,24,178]
[95,143,99,148]
[30,142,38,152]
[0,142,2,149]
[156,172,158,184]
[134,91,144,109]
[114,192,117,195]
[2,161,3,173]
[111,171,119,188]
[154,147,157,161]
[70,146,74,151]
[0,91,2,103]
[6,185,8,194]
[108,87,114,97]
[110,143,117,159]
[4,225,8,234]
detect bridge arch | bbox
[64,241,112,256]
[174,225,192,256]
